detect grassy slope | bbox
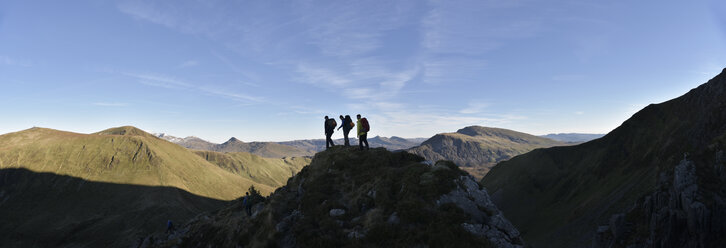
[408,126,567,179]
[192,150,310,189]
[217,141,313,158]
[0,126,272,199]
[481,69,726,247]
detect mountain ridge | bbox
[155,133,427,157]
[407,126,568,179]
[482,68,726,247]
[539,133,604,143]
[140,147,525,247]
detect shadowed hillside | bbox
[408,126,568,179]
[0,168,227,248]
[142,147,525,248]
[482,68,726,247]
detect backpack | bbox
[327,119,337,128]
[361,118,370,132]
[349,121,355,128]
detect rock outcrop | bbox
[140,147,524,247]
[593,154,726,248]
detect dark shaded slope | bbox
[0,168,227,248]
[482,68,726,247]
[143,147,525,248]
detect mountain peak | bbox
[455,126,505,137]
[225,137,243,143]
[95,126,154,137]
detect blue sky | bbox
[1,0,724,142]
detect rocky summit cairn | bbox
[140,147,524,248]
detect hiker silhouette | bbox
[166,220,175,234]
[337,115,354,146]
[243,192,252,216]
[356,114,369,150]
[324,116,336,149]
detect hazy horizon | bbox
[2,1,725,142]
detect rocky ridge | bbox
[140,147,524,247]
[481,68,726,247]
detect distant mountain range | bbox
[155,133,427,157]
[407,126,569,179]
[540,133,604,143]
[482,68,726,247]
[278,136,428,153]
[0,126,310,247]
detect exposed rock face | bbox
[438,175,524,247]
[593,156,726,248]
[140,148,524,247]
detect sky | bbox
[1,0,725,142]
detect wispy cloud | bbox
[293,0,420,57]
[296,64,351,87]
[124,73,191,89]
[123,72,264,104]
[179,60,199,68]
[295,61,419,102]
[0,56,32,67]
[93,102,128,107]
[459,101,490,114]
[368,102,528,137]
[197,86,264,103]
[422,0,541,55]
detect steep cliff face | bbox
[140,147,524,248]
[594,153,726,248]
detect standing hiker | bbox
[324,116,336,149]
[356,114,369,150]
[243,192,252,216]
[337,115,354,146]
[166,220,175,234]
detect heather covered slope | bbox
[0,126,273,199]
[408,126,567,179]
[482,68,726,247]
[0,168,227,248]
[143,147,525,248]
